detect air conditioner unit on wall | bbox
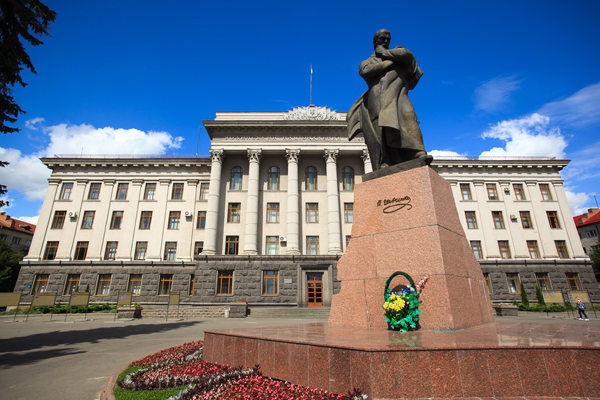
[280,236,287,241]
[68,212,77,218]
[185,211,191,216]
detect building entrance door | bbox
[306,272,323,307]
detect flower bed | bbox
[115,341,366,400]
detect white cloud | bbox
[0,122,184,202]
[565,188,590,216]
[537,81,600,128]
[429,150,468,159]
[25,117,45,131]
[479,113,567,158]
[474,76,522,114]
[17,215,39,224]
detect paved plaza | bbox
[0,312,597,400]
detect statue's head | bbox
[373,29,391,49]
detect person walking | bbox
[576,299,589,321]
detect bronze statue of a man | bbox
[347,29,428,170]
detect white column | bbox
[202,149,224,255]
[285,149,301,255]
[24,179,60,261]
[243,149,261,254]
[325,149,342,254]
[361,148,373,174]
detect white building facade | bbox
[16,107,598,307]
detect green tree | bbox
[1,0,57,207]
[535,285,546,307]
[590,237,600,282]
[520,281,529,306]
[0,240,25,292]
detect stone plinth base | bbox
[329,166,494,331]
[203,322,600,399]
[229,303,248,318]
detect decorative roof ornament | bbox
[283,105,342,121]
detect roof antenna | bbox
[310,64,313,106]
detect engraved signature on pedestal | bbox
[377,196,412,213]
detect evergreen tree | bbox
[520,282,529,306]
[535,285,545,306]
[0,0,57,207]
[590,237,600,282]
[0,240,25,292]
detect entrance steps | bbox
[248,307,330,319]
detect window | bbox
[498,241,511,259]
[527,240,541,259]
[128,274,142,295]
[110,211,123,229]
[465,211,478,229]
[536,273,551,291]
[266,236,279,255]
[194,241,204,255]
[12,237,21,245]
[547,211,561,229]
[227,203,241,223]
[487,184,499,200]
[230,167,243,190]
[64,274,80,295]
[25,239,31,247]
[189,274,195,296]
[306,203,318,223]
[134,242,147,260]
[33,274,49,293]
[43,241,59,260]
[88,183,101,200]
[217,271,233,295]
[81,211,95,229]
[342,167,354,190]
[159,274,173,296]
[51,211,66,229]
[104,241,118,260]
[268,166,280,190]
[197,211,206,229]
[171,183,184,200]
[144,183,156,200]
[225,236,239,255]
[540,184,553,200]
[513,184,526,200]
[346,235,351,248]
[168,211,181,229]
[96,274,111,295]
[566,273,582,290]
[555,240,569,259]
[506,273,520,294]
[470,241,483,259]
[267,203,279,223]
[587,229,598,238]
[263,271,278,295]
[0,234,6,242]
[115,183,128,200]
[483,273,492,294]
[306,236,319,255]
[139,211,152,229]
[200,183,209,200]
[460,184,472,200]
[74,241,88,260]
[492,211,505,229]
[164,242,177,260]
[520,211,533,229]
[344,203,354,223]
[306,166,318,190]
[59,183,73,200]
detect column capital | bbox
[285,149,301,163]
[361,148,371,162]
[209,149,225,163]
[247,149,262,163]
[323,149,339,163]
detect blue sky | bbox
[1,0,600,223]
